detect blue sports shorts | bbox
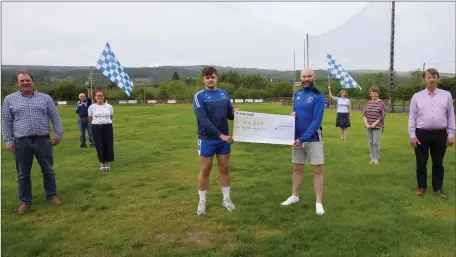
[198,139,231,157]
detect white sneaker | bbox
[316,203,325,215]
[197,200,206,215]
[373,159,379,165]
[222,197,236,211]
[99,165,106,172]
[281,195,299,206]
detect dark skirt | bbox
[336,112,351,128]
[91,123,114,162]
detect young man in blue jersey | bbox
[281,68,326,215]
[192,66,237,215]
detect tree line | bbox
[1,70,455,102]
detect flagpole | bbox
[327,73,331,108]
[327,73,330,88]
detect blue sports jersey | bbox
[192,88,234,140]
[76,98,92,118]
[293,85,325,143]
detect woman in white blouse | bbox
[328,86,351,141]
[88,90,114,171]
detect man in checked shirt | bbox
[2,71,64,214]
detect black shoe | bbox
[80,144,87,148]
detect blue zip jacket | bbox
[192,88,234,140]
[293,85,325,143]
[76,98,92,118]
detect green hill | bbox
[2,64,454,86]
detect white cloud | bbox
[2,1,454,73]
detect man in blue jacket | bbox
[192,66,237,215]
[76,89,95,148]
[281,68,326,215]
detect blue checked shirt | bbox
[2,90,63,146]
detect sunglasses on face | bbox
[205,76,216,80]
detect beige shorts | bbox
[292,142,324,165]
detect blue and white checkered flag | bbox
[327,54,362,90]
[96,42,134,97]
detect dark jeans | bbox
[91,124,114,163]
[414,129,448,191]
[14,136,57,204]
[78,117,95,146]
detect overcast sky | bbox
[2,1,455,73]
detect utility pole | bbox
[306,33,310,68]
[143,84,146,105]
[372,68,376,86]
[87,66,95,98]
[421,62,426,89]
[303,39,306,68]
[293,50,296,73]
[388,1,396,113]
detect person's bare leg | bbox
[216,154,236,211]
[312,164,324,203]
[340,128,344,140]
[312,164,325,215]
[343,128,348,140]
[292,163,304,196]
[217,154,230,188]
[197,157,212,215]
[281,163,304,205]
[198,157,213,191]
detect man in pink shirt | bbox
[408,68,455,199]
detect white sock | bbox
[222,186,230,199]
[198,190,207,202]
[316,202,325,215]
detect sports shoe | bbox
[281,195,299,206]
[197,200,206,215]
[316,203,325,215]
[222,197,236,211]
[373,159,379,165]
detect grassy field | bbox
[1,103,455,257]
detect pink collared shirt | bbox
[408,87,455,139]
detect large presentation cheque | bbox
[232,111,295,145]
